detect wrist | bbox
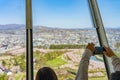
[86,48,94,53]
[85,49,93,56]
[111,55,118,60]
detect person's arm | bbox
[111,56,120,71]
[75,43,94,80]
[103,46,120,71]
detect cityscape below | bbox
[0,24,120,80]
[0,24,120,53]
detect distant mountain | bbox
[0,24,25,30]
[0,24,119,30]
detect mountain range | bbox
[0,24,119,30]
[0,24,25,30]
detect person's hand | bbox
[86,43,95,52]
[103,46,115,57]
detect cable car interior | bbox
[0,0,120,80]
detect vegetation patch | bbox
[46,56,67,67]
[89,77,107,80]
[49,44,86,49]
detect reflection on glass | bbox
[33,0,107,80]
[0,0,26,79]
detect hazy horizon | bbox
[0,24,120,29]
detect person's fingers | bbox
[91,42,94,44]
[103,45,107,49]
[109,54,112,56]
[103,46,108,52]
[91,42,94,46]
[88,42,94,47]
[103,51,107,54]
[103,51,109,57]
[103,50,108,54]
[103,51,105,53]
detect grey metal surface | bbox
[26,0,34,80]
[26,0,32,29]
[88,0,114,79]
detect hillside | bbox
[0,48,106,80]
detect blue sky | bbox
[0,0,120,28]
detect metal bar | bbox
[88,0,114,79]
[26,0,33,80]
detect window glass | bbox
[98,0,120,58]
[33,0,107,80]
[0,0,26,79]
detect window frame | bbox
[25,0,112,80]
